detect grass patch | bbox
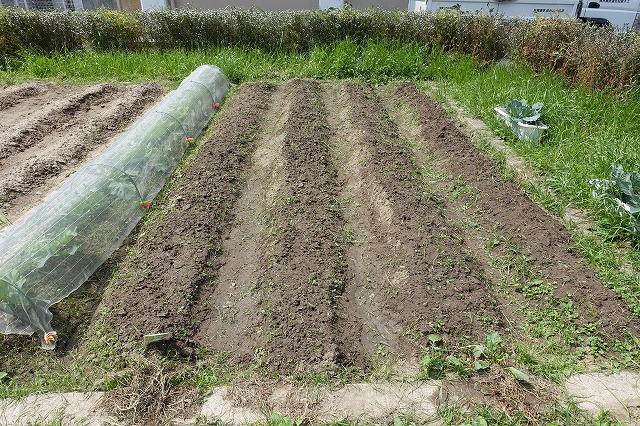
[418,59,640,319]
[0,41,452,85]
[433,60,640,213]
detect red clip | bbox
[140,201,153,208]
[213,103,220,109]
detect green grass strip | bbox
[0,40,454,85]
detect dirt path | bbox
[0,82,162,224]
[194,83,290,363]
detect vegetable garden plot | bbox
[1,78,639,425]
[90,80,640,377]
[0,65,229,349]
[0,82,162,223]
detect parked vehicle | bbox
[580,0,640,30]
[409,0,640,31]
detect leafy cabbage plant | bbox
[590,163,640,235]
[504,99,545,125]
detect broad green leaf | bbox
[521,113,541,123]
[485,332,502,351]
[428,334,442,345]
[0,372,7,380]
[446,356,464,368]
[472,344,486,359]
[473,416,488,426]
[507,366,529,381]
[393,417,408,426]
[504,99,544,124]
[474,360,490,370]
[419,355,432,366]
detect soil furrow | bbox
[0,84,120,163]
[254,79,362,372]
[338,81,506,349]
[0,82,47,111]
[0,83,162,222]
[83,83,276,351]
[193,84,291,363]
[393,82,640,337]
[322,83,407,360]
[378,84,521,334]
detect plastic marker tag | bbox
[213,103,220,109]
[42,331,57,350]
[185,137,194,142]
[140,201,153,208]
[143,333,170,345]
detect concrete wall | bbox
[120,0,140,10]
[173,0,317,10]
[82,0,118,9]
[350,0,407,9]
[171,0,408,10]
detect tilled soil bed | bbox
[1,79,639,424]
[85,79,639,366]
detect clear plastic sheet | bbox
[0,65,229,349]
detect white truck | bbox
[409,0,640,31]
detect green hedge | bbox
[0,7,638,92]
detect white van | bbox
[579,0,640,30]
[410,0,582,18]
[410,0,640,31]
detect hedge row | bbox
[0,7,638,91]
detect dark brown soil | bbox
[87,82,277,354]
[0,81,162,224]
[244,80,361,372]
[324,82,506,359]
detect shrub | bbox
[1,8,82,54]
[81,9,143,50]
[512,18,640,92]
[0,9,22,63]
[0,8,638,92]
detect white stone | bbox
[199,387,264,425]
[315,382,440,422]
[566,371,640,424]
[198,382,440,425]
[0,392,113,425]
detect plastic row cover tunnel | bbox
[0,65,229,349]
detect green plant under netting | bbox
[0,65,229,349]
